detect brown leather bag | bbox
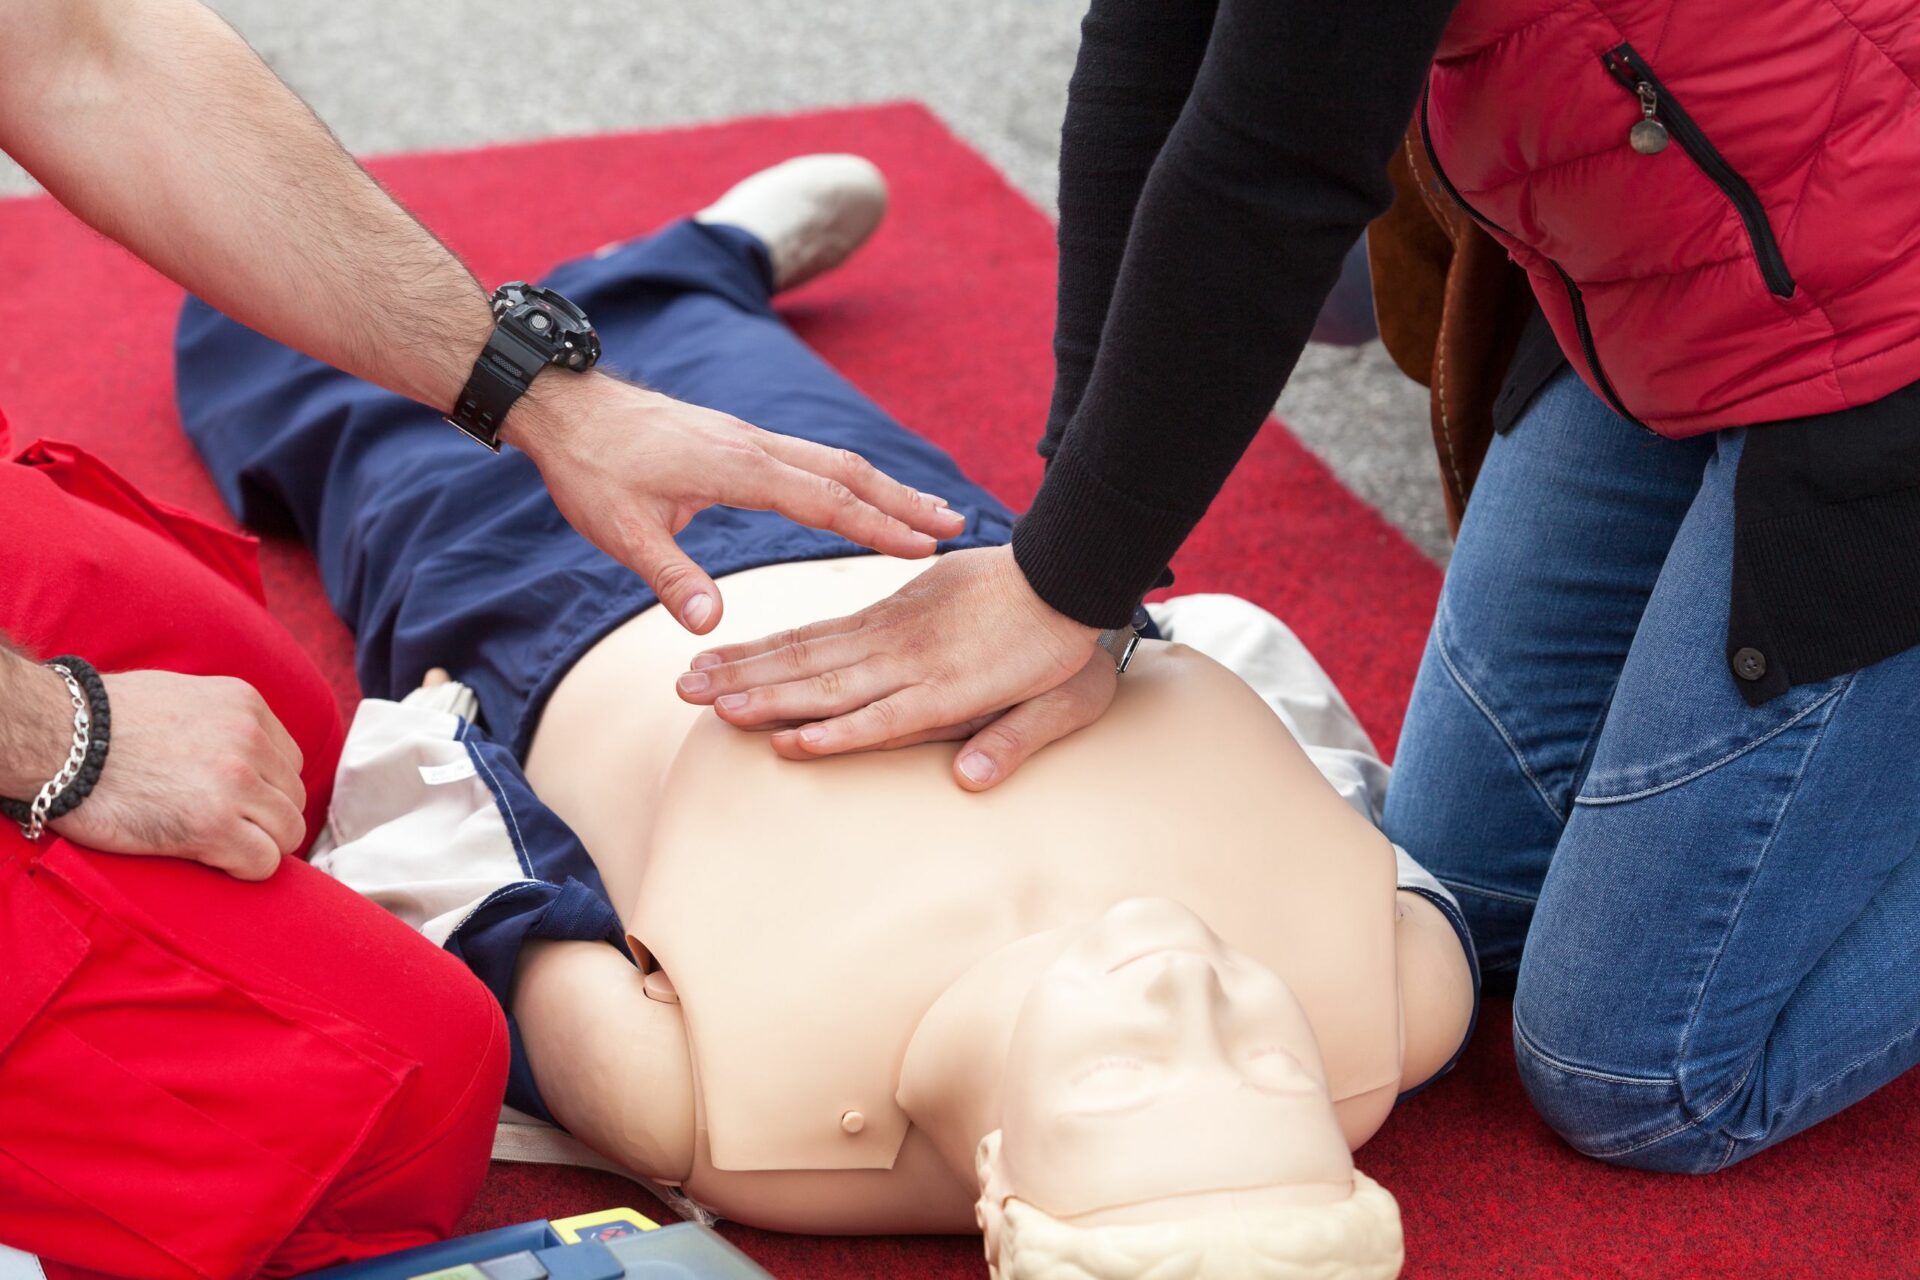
[1367,125,1535,535]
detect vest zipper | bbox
[1418,91,1643,426]
[1602,43,1796,298]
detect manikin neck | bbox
[895,929,1074,1189]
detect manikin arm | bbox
[512,940,698,1184]
[1393,892,1476,1091]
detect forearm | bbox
[0,0,489,414]
[1044,0,1218,459]
[0,641,73,798]
[1017,0,1460,626]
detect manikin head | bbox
[975,898,1404,1280]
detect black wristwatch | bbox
[447,282,602,450]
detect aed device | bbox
[303,1209,774,1280]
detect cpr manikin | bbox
[187,145,1476,1280]
[324,563,1474,1280]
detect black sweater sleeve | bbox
[1043,0,1220,463]
[1016,0,1460,628]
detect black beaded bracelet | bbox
[0,655,111,830]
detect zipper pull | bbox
[1630,81,1670,154]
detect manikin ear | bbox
[975,1129,1015,1277]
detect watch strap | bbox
[449,323,556,451]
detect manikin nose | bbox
[1141,950,1234,1053]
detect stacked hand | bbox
[508,373,967,633]
[675,545,1113,790]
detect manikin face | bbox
[996,897,1356,1223]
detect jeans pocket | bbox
[0,847,415,1280]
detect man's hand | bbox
[51,671,307,881]
[0,1,963,638]
[509,374,965,633]
[675,545,1112,788]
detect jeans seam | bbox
[1589,1067,1759,1162]
[1517,1014,1761,1160]
[1438,876,1538,907]
[1512,1014,1672,1087]
[1809,1022,1920,1106]
[1608,1059,1757,1162]
[1433,610,1569,825]
[1573,678,1848,806]
[1671,676,1853,1103]
[1713,1018,1920,1176]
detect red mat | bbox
[2,103,1912,1279]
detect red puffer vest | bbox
[1423,1,1920,437]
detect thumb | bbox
[631,530,723,634]
[953,681,1107,792]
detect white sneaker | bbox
[695,154,888,293]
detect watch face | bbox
[495,284,600,371]
[526,286,592,327]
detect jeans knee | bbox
[1511,1011,1734,1175]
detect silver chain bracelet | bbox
[22,663,91,841]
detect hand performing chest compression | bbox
[676,544,1113,789]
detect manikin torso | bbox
[521,554,1472,1235]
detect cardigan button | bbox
[1732,647,1768,681]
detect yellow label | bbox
[550,1207,661,1244]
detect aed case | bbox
[303,1217,773,1280]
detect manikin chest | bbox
[624,648,1403,1175]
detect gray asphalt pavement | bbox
[0,0,1447,559]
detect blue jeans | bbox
[1383,368,1920,1173]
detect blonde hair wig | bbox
[975,1132,1404,1280]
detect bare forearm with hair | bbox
[0,640,73,798]
[0,0,490,413]
[0,0,972,635]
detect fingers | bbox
[243,773,307,857]
[629,530,724,634]
[755,434,966,544]
[686,614,867,674]
[702,660,903,729]
[252,701,304,777]
[226,677,303,777]
[770,712,997,759]
[950,670,1116,791]
[764,685,948,758]
[258,750,307,820]
[235,691,306,814]
[678,630,867,707]
[758,460,941,560]
[207,813,286,881]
